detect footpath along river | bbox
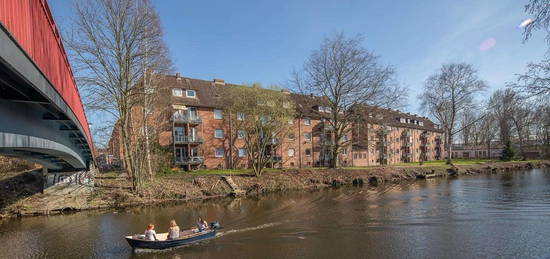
[1,168,550,258]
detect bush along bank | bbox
[2,160,549,218]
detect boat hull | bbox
[126,230,217,250]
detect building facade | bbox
[110,74,447,170]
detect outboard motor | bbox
[210,221,221,229]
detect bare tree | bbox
[223,84,295,176]
[488,89,518,144]
[294,33,404,168]
[65,0,171,191]
[419,63,487,164]
[533,104,550,157]
[479,113,498,158]
[522,0,550,43]
[511,57,550,98]
[457,107,481,145]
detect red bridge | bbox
[0,0,93,170]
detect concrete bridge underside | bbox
[0,24,92,171]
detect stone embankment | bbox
[2,161,549,218]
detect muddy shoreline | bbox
[2,161,549,219]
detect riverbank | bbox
[1,160,549,218]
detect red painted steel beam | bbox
[0,0,94,156]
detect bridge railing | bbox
[0,0,93,155]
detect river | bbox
[1,168,550,258]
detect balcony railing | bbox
[403,142,412,147]
[266,156,282,162]
[172,113,202,124]
[175,156,204,165]
[321,139,335,146]
[174,135,204,144]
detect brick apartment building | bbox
[108,73,447,170]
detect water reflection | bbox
[1,168,550,258]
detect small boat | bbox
[125,222,221,250]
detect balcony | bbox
[403,153,412,158]
[321,139,335,146]
[266,156,282,162]
[421,131,432,137]
[379,141,390,147]
[172,113,202,124]
[266,138,279,145]
[174,135,204,145]
[421,143,431,147]
[175,156,204,165]
[403,131,411,137]
[403,142,412,147]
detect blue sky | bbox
[50,0,547,144]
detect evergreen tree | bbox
[501,140,515,161]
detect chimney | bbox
[213,78,225,85]
[175,72,182,80]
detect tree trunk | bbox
[143,106,153,179]
[446,129,453,164]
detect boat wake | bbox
[217,222,282,237]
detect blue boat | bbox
[125,222,221,250]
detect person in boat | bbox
[144,224,158,241]
[167,219,180,240]
[197,217,209,232]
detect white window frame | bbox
[214,129,224,139]
[186,89,196,98]
[237,112,245,121]
[238,148,247,157]
[304,118,311,126]
[214,109,223,120]
[172,88,183,97]
[288,148,295,157]
[237,130,245,139]
[288,132,295,140]
[304,132,312,141]
[215,148,224,158]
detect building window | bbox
[237,112,245,120]
[238,148,247,157]
[214,129,224,139]
[304,118,311,125]
[237,130,245,139]
[215,148,224,157]
[288,119,294,125]
[304,132,312,141]
[305,149,311,156]
[288,132,295,140]
[288,148,295,157]
[354,154,358,159]
[343,135,349,141]
[325,107,332,113]
[214,109,223,120]
[172,88,183,97]
[342,149,347,155]
[186,89,196,98]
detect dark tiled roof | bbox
[161,75,442,132]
